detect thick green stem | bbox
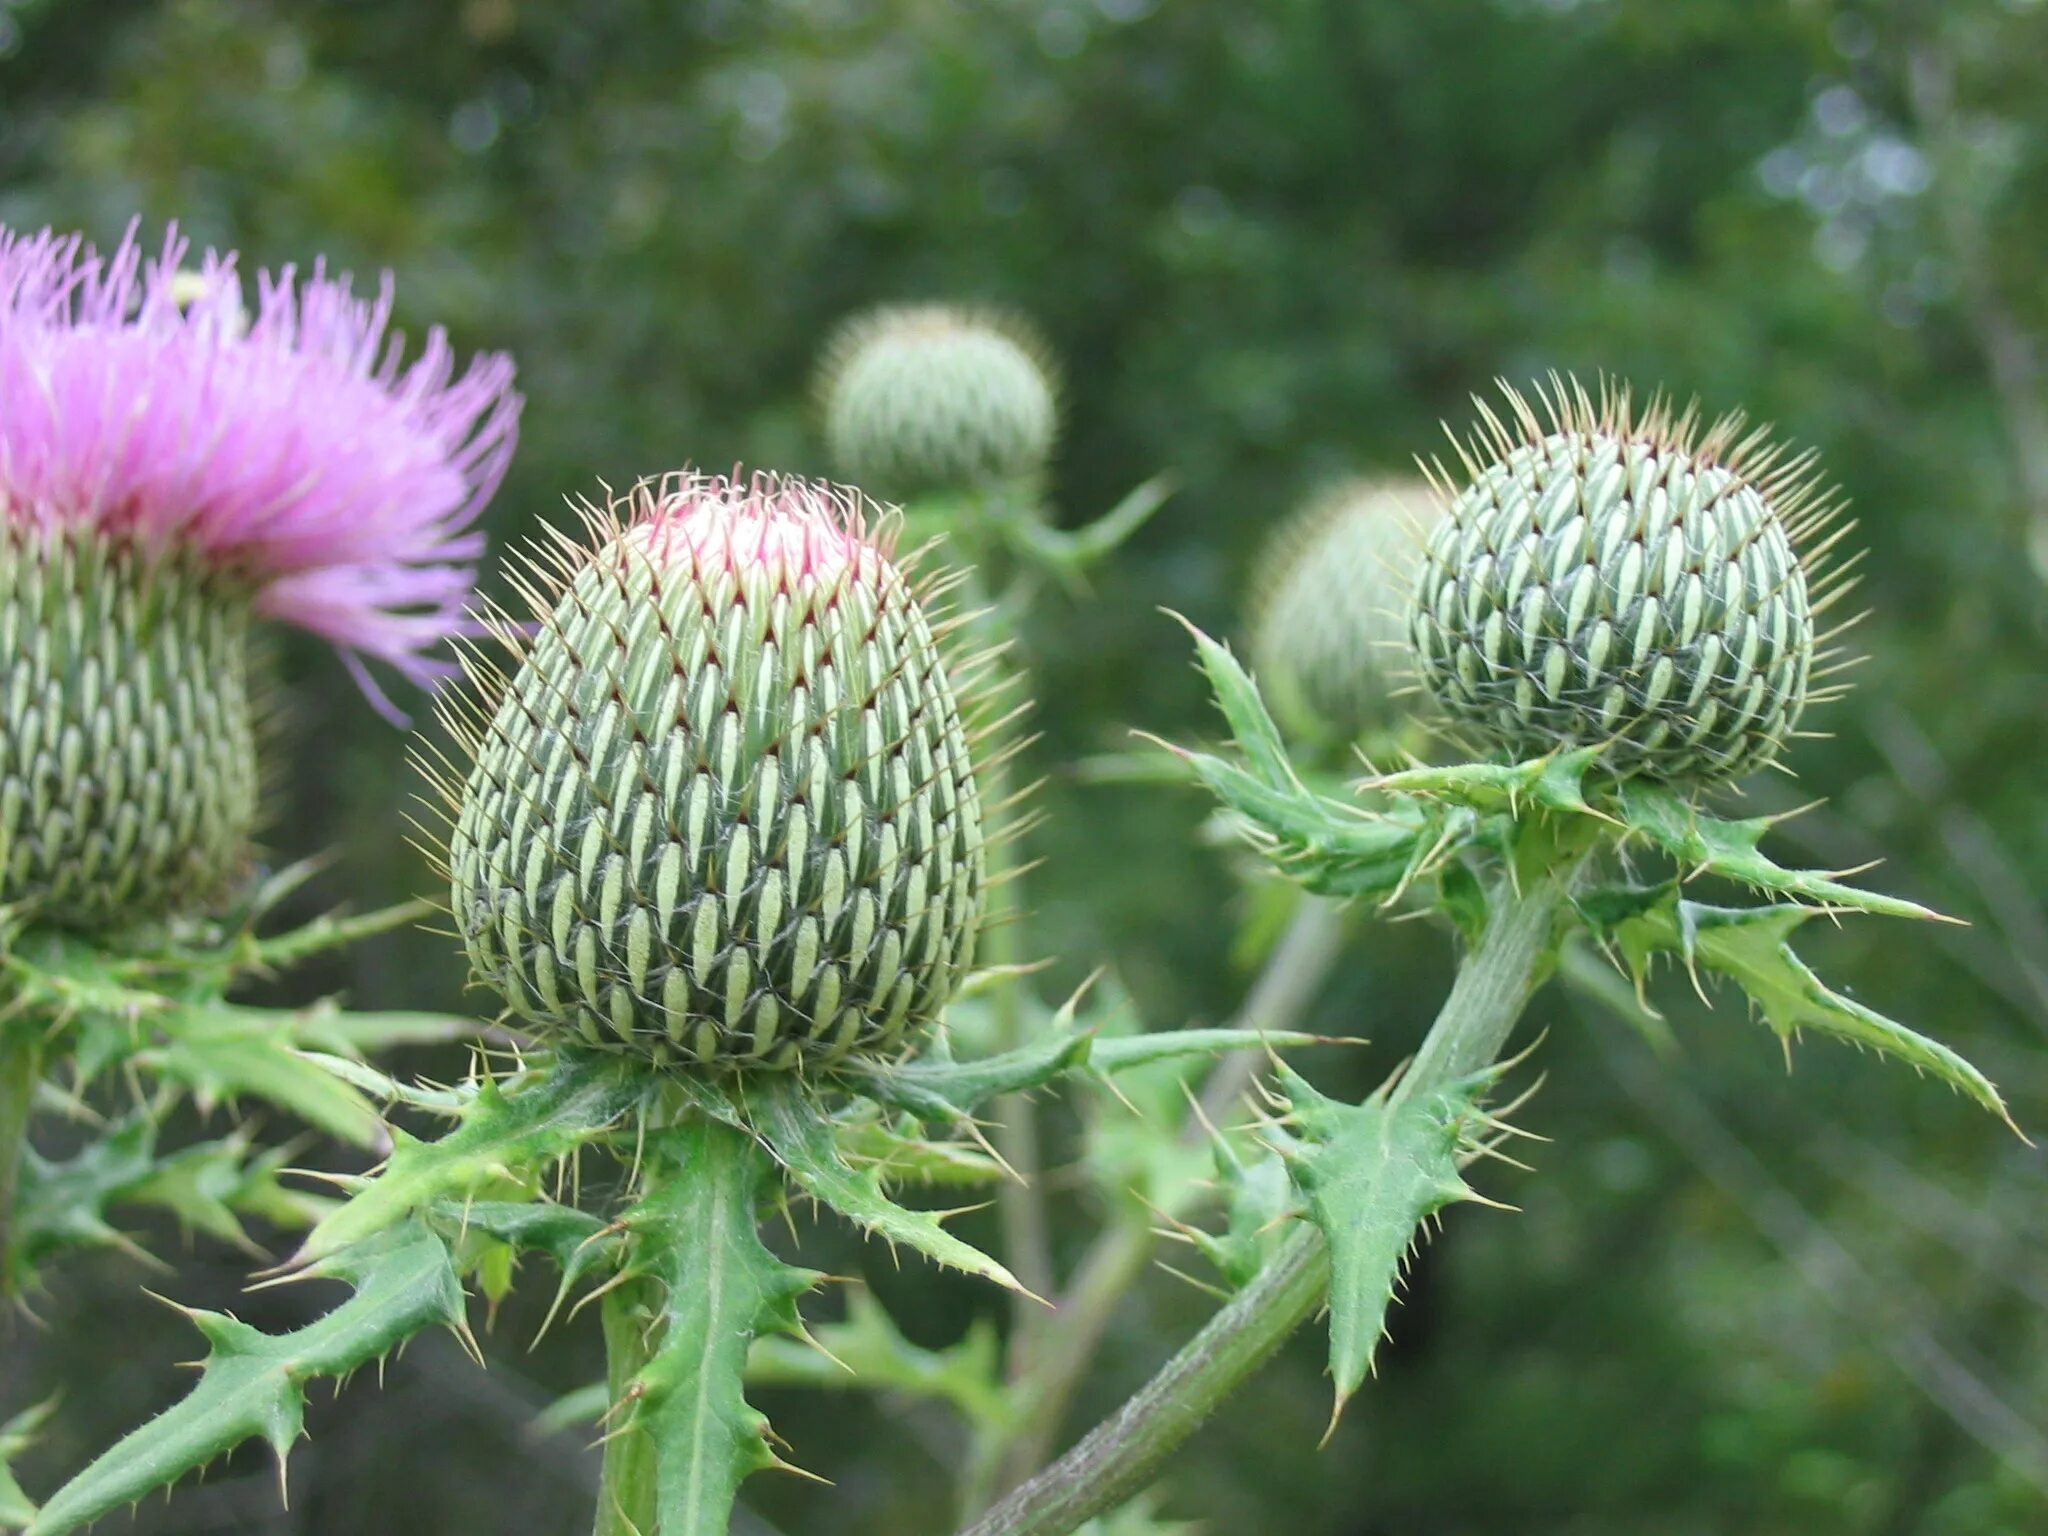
[595,1277,661,1536]
[0,1025,39,1290]
[956,871,1569,1536]
[974,897,1347,1504]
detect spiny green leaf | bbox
[1586,885,2008,1121]
[747,1287,1011,1432]
[287,1005,476,1057]
[742,1078,1028,1294]
[1163,623,1438,900]
[1272,1062,1498,1416]
[1006,475,1174,576]
[0,1400,53,1531]
[297,1051,646,1264]
[1183,1138,1298,1291]
[25,1221,465,1536]
[832,1116,1007,1186]
[621,1119,820,1536]
[1088,1028,1328,1074]
[142,1003,382,1147]
[1614,782,1946,921]
[848,1031,1091,1121]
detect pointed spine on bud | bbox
[1409,375,1854,785]
[434,471,994,1072]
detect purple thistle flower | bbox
[0,222,521,714]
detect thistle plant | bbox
[961,377,2009,1536]
[0,221,519,1296]
[19,472,1298,1536]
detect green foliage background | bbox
[4,1,2047,1532]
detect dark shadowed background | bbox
[4,1,2047,1532]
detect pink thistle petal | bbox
[0,221,521,702]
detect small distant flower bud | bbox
[818,304,1057,498]
[1248,477,1441,744]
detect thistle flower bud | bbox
[1248,477,1440,744]
[1,527,258,925]
[818,305,1057,498]
[444,473,989,1070]
[0,223,517,928]
[1409,379,1850,784]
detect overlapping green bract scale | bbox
[1248,477,1438,742]
[449,476,986,1070]
[820,305,1057,498]
[1410,400,1818,784]
[0,523,257,928]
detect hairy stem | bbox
[595,1277,661,1536]
[0,1024,39,1290]
[977,897,1347,1502]
[956,870,1569,1536]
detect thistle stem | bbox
[595,1277,661,1536]
[0,1024,39,1291]
[974,897,1347,1504]
[955,869,1570,1536]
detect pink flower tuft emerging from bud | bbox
[0,222,521,705]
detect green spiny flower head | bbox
[1409,378,1852,785]
[1248,477,1441,744]
[1,525,259,927]
[818,304,1058,498]
[443,471,991,1071]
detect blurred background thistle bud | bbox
[1409,377,1853,787]
[0,224,520,929]
[1247,476,1442,753]
[440,471,991,1071]
[817,303,1058,501]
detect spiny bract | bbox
[819,304,1057,498]
[1248,477,1441,744]
[1409,378,1852,785]
[442,472,989,1070]
[0,525,258,926]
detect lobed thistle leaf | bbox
[1247,477,1442,745]
[442,471,989,1072]
[818,304,1058,499]
[1410,376,1854,787]
[746,1286,1012,1432]
[1158,622,1438,900]
[739,1076,1029,1294]
[24,1221,465,1536]
[8,1119,322,1287]
[1579,884,2009,1121]
[1268,1061,1504,1420]
[614,1119,821,1536]
[294,1051,646,1265]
